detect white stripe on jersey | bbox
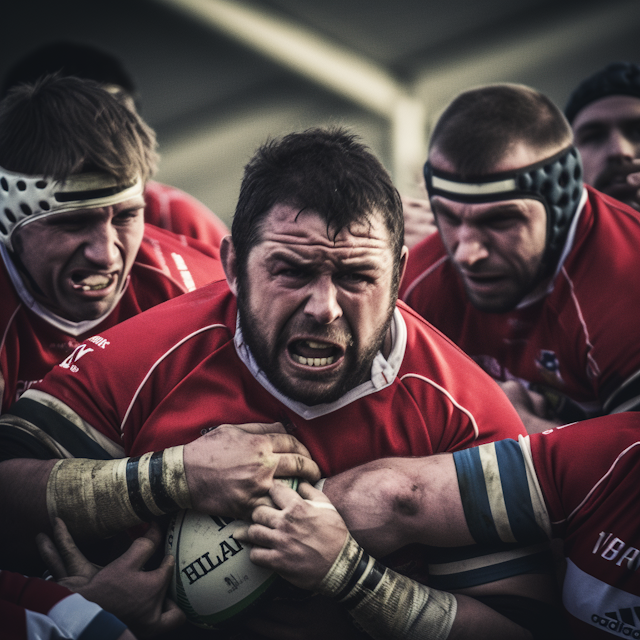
[563,559,640,635]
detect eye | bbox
[625,122,640,142]
[434,208,461,227]
[336,272,371,286]
[576,128,607,145]
[114,208,143,224]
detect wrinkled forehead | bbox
[572,95,640,131]
[259,203,391,246]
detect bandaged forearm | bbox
[46,446,192,538]
[318,534,456,640]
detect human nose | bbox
[605,129,636,161]
[83,222,120,267]
[304,276,342,324]
[452,225,489,267]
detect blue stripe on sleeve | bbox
[494,439,545,544]
[427,549,553,590]
[453,446,501,545]
[78,610,127,640]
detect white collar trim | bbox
[234,307,407,420]
[1,243,128,337]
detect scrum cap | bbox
[425,145,583,280]
[0,167,143,251]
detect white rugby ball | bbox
[165,479,298,629]
[166,510,276,629]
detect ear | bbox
[398,244,409,284]
[220,235,239,296]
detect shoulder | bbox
[397,302,526,443]
[133,223,225,289]
[400,234,454,304]
[143,181,229,247]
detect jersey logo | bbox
[59,343,94,372]
[535,350,564,385]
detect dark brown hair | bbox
[232,127,404,285]
[430,83,573,176]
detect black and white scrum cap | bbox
[0,166,143,250]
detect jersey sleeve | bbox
[1,571,127,640]
[529,414,640,534]
[425,437,553,590]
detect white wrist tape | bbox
[47,446,192,538]
[318,534,456,640]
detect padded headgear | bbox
[424,145,583,281]
[565,62,640,124]
[0,166,143,251]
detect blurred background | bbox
[2,0,639,227]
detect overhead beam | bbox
[153,0,426,192]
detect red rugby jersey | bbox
[400,186,640,420]
[0,224,225,412]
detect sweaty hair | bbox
[429,84,573,176]
[0,74,158,183]
[232,127,404,282]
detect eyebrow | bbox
[267,248,381,271]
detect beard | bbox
[236,284,395,406]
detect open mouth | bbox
[288,339,343,367]
[71,272,117,292]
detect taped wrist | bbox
[47,446,192,538]
[318,534,457,640]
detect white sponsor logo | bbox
[59,344,94,372]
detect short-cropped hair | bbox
[429,84,573,177]
[0,74,158,184]
[232,127,404,281]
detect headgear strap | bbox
[424,145,583,280]
[0,166,144,250]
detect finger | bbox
[119,533,158,570]
[268,481,303,510]
[51,518,94,577]
[252,494,277,510]
[230,422,286,435]
[296,481,331,503]
[628,171,640,186]
[274,453,321,484]
[36,532,69,580]
[251,503,283,528]
[268,433,313,457]
[157,598,186,633]
[235,522,279,549]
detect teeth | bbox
[75,274,113,291]
[293,354,335,366]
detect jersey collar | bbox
[233,307,407,420]
[1,243,129,337]
[516,186,588,309]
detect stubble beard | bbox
[236,285,395,405]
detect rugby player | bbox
[401,83,640,433]
[0,128,527,635]
[239,412,640,639]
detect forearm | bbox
[322,455,471,556]
[0,458,57,534]
[0,448,191,540]
[318,534,531,640]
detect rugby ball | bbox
[165,479,298,629]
